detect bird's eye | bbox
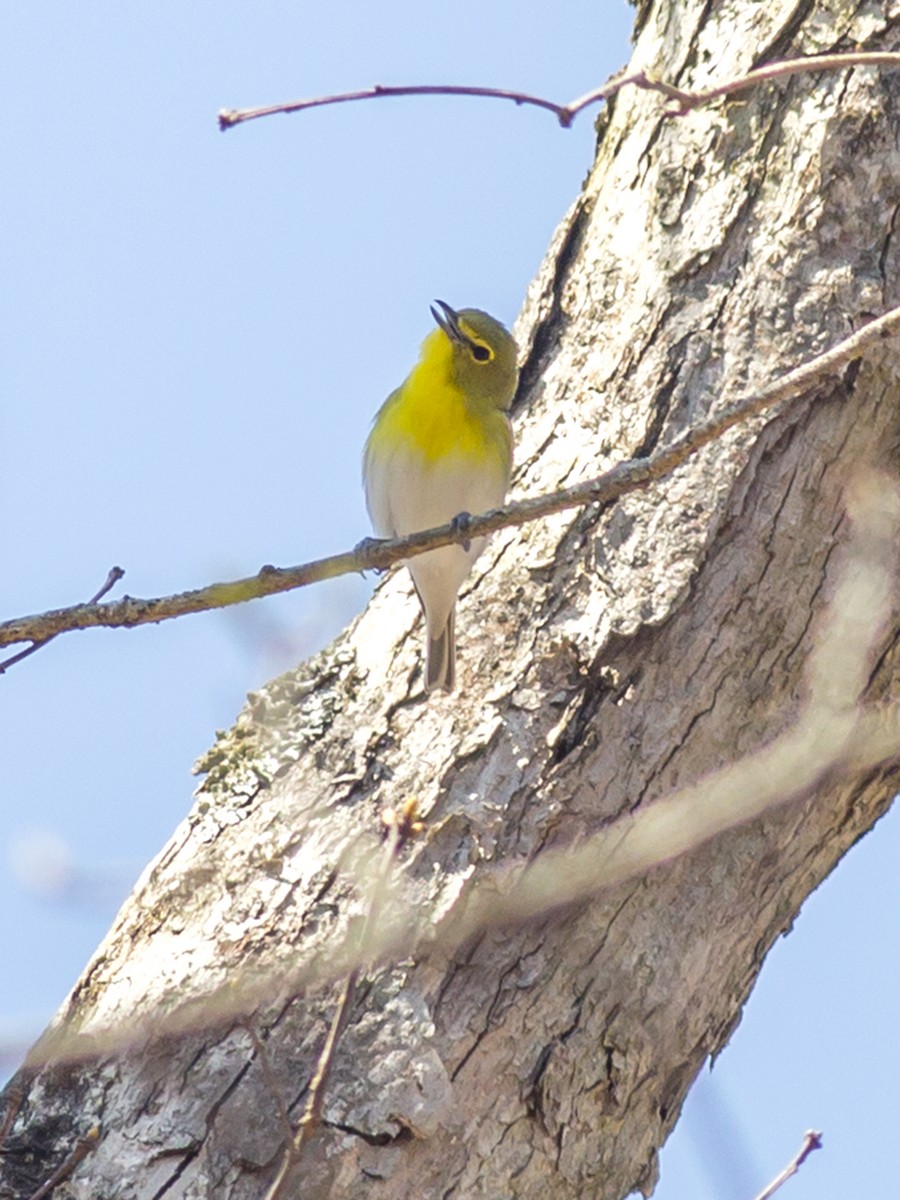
[471,343,492,362]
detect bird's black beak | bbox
[430,299,466,346]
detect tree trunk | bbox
[4,1,900,1197]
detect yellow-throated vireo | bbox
[363,301,518,693]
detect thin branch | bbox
[218,52,900,131]
[220,83,588,131]
[2,304,898,655]
[27,1126,100,1200]
[752,1130,823,1200]
[0,566,124,673]
[648,52,900,114]
[262,815,403,1200]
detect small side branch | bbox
[651,53,900,114]
[220,82,584,130]
[752,1130,823,1200]
[0,566,124,674]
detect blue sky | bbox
[2,4,897,1197]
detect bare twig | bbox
[262,815,403,1200]
[647,52,900,114]
[2,305,898,655]
[219,82,590,131]
[0,566,124,674]
[218,52,900,131]
[752,1130,823,1200]
[27,1126,100,1200]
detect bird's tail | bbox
[425,609,456,694]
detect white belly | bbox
[365,445,508,633]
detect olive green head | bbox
[431,300,518,411]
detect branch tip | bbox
[753,1129,823,1200]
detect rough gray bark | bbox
[4,1,900,1197]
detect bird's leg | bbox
[354,535,390,574]
[451,511,473,553]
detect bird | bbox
[363,300,518,694]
